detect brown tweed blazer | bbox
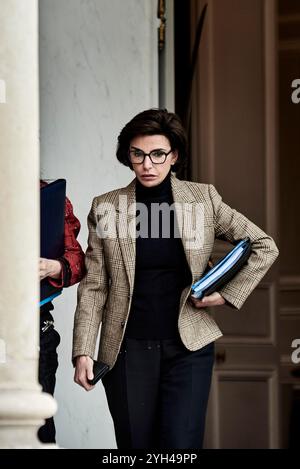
[72,173,279,368]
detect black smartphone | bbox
[87,360,110,386]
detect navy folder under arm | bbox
[191,237,252,300]
[40,179,66,306]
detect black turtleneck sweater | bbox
[124,170,192,340]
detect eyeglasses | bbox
[128,148,173,165]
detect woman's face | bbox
[129,134,178,187]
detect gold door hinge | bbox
[157,0,166,51]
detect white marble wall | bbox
[39,0,158,448]
[0,0,56,448]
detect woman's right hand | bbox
[74,355,95,392]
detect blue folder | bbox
[40,179,66,306]
[191,237,251,300]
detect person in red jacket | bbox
[39,181,85,444]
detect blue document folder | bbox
[191,237,251,300]
[40,179,66,306]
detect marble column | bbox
[0,0,57,448]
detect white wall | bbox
[39,0,158,448]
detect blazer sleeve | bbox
[208,184,279,310]
[72,197,109,361]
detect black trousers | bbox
[102,336,215,449]
[38,307,60,444]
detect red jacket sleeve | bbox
[48,197,86,288]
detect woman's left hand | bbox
[189,291,226,308]
[39,258,62,280]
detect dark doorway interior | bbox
[174,0,191,179]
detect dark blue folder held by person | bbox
[191,237,252,300]
[40,179,66,306]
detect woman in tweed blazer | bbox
[73,109,279,449]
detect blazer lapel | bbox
[170,174,201,283]
[116,178,136,293]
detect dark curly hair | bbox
[116,108,188,172]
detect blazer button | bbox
[121,321,125,329]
